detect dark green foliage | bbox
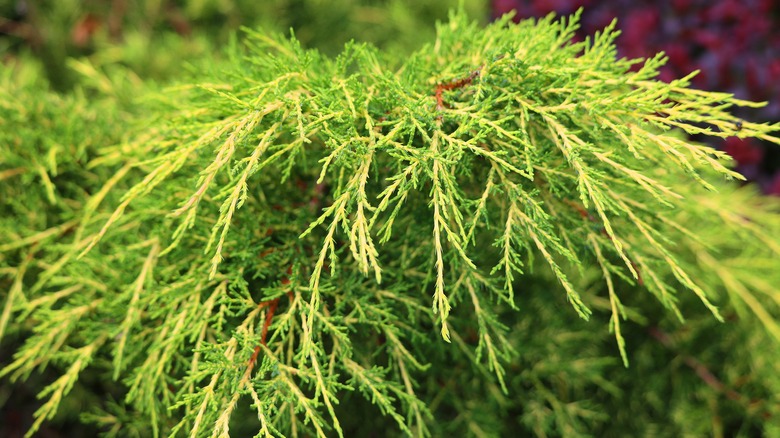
[2,5,780,437]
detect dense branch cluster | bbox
[2,9,780,437]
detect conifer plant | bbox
[2,8,780,437]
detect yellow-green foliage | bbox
[2,7,780,437]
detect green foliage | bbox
[2,7,780,437]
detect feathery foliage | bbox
[2,8,780,437]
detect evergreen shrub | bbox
[2,7,779,437]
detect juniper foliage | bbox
[2,8,780,437]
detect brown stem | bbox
[435,69,481,110]
[648,326,773,417]
[246,283,295,375]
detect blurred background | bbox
[1,1,779,436]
